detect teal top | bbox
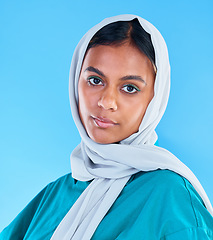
[1,170,213,239]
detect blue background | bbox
[0,0,212,231]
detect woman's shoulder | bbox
[97,170,213,239]
[45,173,90,194]
[45,172,73,190]
[133,168,187,183]
[128,169,191,196]
[131,169,202,198]
[0,173,88,240]
[131,169,209,215]
[129,170,213,237]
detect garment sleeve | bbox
[161,227,213,240]
[0,186,47,240]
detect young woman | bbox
[1,14,213,240]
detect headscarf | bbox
[51,14,213,240]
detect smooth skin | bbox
[78,42,156,144]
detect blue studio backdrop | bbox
[0,0,213,231]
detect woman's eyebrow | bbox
[84,67,146,85]
[84,66,105,77]
[120,75,147,85]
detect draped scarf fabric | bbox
[51,14,213,240]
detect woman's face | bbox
[78,43,155,144]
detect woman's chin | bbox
[90,136,115,144]
[89,132,119,145]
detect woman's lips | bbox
[92,116,118,129]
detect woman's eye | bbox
[88,77,103,86]
[122,84,140,94]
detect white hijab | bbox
[51,14,213,240]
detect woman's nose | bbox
[98,89,118,111]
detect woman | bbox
[1,14,213,239]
